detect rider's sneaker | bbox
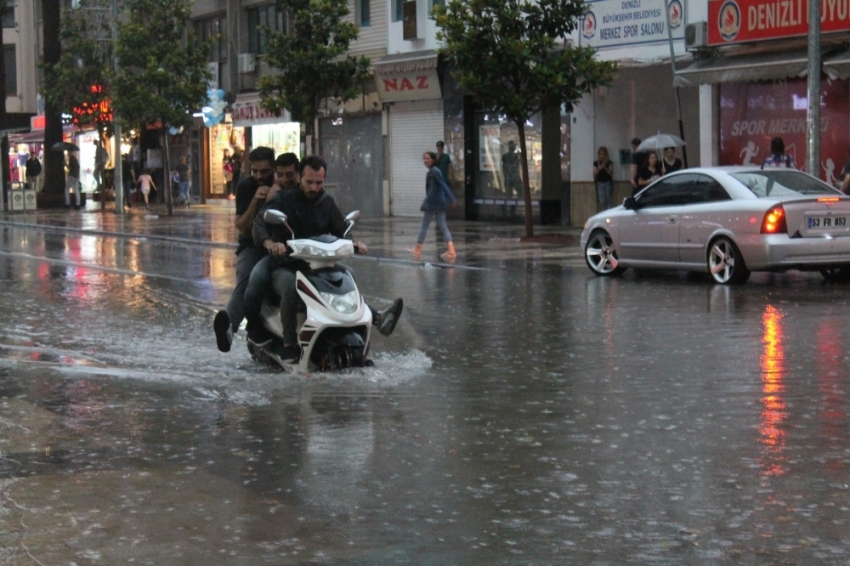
[376,298,404,337]
[213,310,232,352]
[270,343,301,363]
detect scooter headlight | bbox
[318,289,359,314]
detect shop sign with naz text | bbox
[709,0,850,45]
[580,0,685,48]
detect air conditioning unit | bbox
[238,53,257,74]
[685,21,708,50]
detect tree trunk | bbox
[43,0,65,199]
[1,20,8,209]
[516,120,534,238]
[162,130,173,216]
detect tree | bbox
[41,0,113,132]
[258,0,371,154]
[435,0,617,237]
[113,0,210,215]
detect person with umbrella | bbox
[636,152,662,190]
[661,147,683,175]
[65,150,81,209]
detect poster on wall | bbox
[252,123,301,158]
[479,125,501,172]
[719,78,850,184]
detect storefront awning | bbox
[8,130,45,144]
[823,49,850,80]
[374,50,439,75]
[673,49,812,87]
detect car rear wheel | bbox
[708,237,750,285]
[585,230,623,276]
[820,266,850,283]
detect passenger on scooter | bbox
[246,155,403,362]
[213,147,279,353]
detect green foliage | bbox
[114,0,211,129]
[258,0,371,136]
[434,0,617,124]
[41,0,112,129]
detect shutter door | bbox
[389,100,444,216]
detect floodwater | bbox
[1,221,850,565]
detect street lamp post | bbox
[112,0,123,214]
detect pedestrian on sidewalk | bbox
[176,155,191,206]
[409,151,457,262]
[25,152,42,191]
[592,146,614,211]
[137,169,156,209]
[64,151,81,209]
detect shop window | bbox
[474,112,543,200]
[194,14,226,62]
[247,4,286,56]
[4,45,15,94]
[356,0,370,27]
[2,0,14,28]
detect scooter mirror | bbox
[343,211,359,238]
[264,209,288,225]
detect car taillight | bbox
[761,205,787,234]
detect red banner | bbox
[708,0,850,45]
[719,78,850,183]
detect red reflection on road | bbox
[759,305,787,477]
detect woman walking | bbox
[410,151,457,261]
[592,146,614,211]
[137,169,156,209]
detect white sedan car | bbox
[580,166,850,284]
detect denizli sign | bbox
[708,0,850,45]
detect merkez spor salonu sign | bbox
[709,0,850,45]
[580,0,685,48]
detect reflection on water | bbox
[759,304,787,477]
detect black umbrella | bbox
[51,141,80,152]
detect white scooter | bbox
[248,209,374,372]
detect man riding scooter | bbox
[244,155,403,362]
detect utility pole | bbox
[806,0,821,176]
[664,0,687,168]
[112,0,123,214]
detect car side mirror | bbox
[623,197,637,210]
[263,209,287,224]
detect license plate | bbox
[807,215,848,229]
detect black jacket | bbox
[252,187,347,267]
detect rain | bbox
[1,210,850,564]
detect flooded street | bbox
[1,214,850,564]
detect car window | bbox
[731,170,840,197]
[692,174,731,203]
[637,174,700,207]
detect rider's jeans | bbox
[228,247,266,333]
[271,266,300,345]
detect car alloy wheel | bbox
[585,231,622,276]
[708,237,750,285]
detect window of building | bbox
[393,0,403,22]
[194,14,226,62]
[2,0,15,28]
[356,0,370,27]
[62,0,81,10]
[429,0,445,9]
[247,4,286,56]
[4,45,16,94]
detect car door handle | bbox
[667,216,677,223]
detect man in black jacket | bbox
[245,155,402,361]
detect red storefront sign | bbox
[719,78,850,182]
[708,0,850,45]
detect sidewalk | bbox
[0,200,585,268]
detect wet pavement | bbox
[1,202,850,564]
